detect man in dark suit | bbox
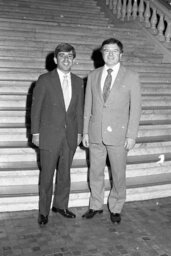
[31,43,84,225]
[82,38,141,223]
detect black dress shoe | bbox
[110,213,121,224]
[38,214,48,225]
[52,207,76,218]
[82,209,103,219]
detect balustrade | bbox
[105,0,171,44]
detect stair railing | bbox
[106,0,171,44]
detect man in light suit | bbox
[82,38,141,223]
[31,43,84,225]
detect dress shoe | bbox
[110,213,121,224]
[82,209,103,219]
[38,214,48,225]
[52,207,76,218]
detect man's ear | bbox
[54,57,57,65]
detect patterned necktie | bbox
[103,68,113,102]
[62,75,70,110]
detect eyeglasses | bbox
[58,53,74,60]
[103,49,120,55]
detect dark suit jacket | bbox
[83,65,141,145]
[31,69,84,151]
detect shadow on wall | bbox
[91,47,104,69]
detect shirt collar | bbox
[104,63,120,73]
[57,68,70,78]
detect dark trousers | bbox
[39,136,74,216]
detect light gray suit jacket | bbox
[83,65,141,146]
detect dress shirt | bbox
[101,63,120,92]
[57,68,72,108]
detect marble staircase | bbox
[0,0,171,212]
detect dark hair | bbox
[101,38,123,53]
[54,43,76,58]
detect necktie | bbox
[62,75,70,110]
[103,68,113,102]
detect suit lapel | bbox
[112,65,126,89]
[50,69,66,110]
[106,65,127,102]
[95,67,104,102]
[68,73,76,111]
[94,66,126,103]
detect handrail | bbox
[106,0,171,44]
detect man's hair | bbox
[54,43,76,58]
[101,38,123,53]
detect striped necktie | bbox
[103,68,113,102]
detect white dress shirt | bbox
[57,68,72,110]
[101,63,120,92]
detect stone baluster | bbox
[144,1,151,28]
[117,0,122,19]
[112,0,118,14]
[139,0,145,22]
[127,0,132,21]
[165,20,171,43]
[121,0,127,21]
[109,0,113,10]
[157,13,165,41]
[133,0,138,20]
[106,0,110,6]
[151,7,158,34]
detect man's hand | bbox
[32,134,39,147]
[77,134,82,146]
[124,138,135,151]
[82,134,89,148]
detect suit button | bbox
[64,125,66,128]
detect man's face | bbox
[54,51,74,73]
[102,43,122,67]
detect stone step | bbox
[1,80,171,95]
[0,110,171,126]
[0,135,171,148]
[1,60,169,74]
[0,40,157,56]
[1,182,171,212]
[1,63,169,81]
[140,76,171,83]
[140,73,171,78]
[1,161,171,185]
[1,58,170,73]
[142,88,171,95]
[0,95,171,109]
[0,17,141,34]
[1,174,171,200]
[0,16,140,31]
[0,125,171,142]
[0,23,153,42]
[0,41,157,54]
[0,170,171,211]
[0,142,171,163]
[0,13,109,27]
[0,79,169,88]
[1,163,171,193]
[0,23,148,40]
[142,82,171,88]
[0,110,171,123]
[0,0,100,11]
[0,12,107,22]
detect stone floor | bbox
[0,197,171,256]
